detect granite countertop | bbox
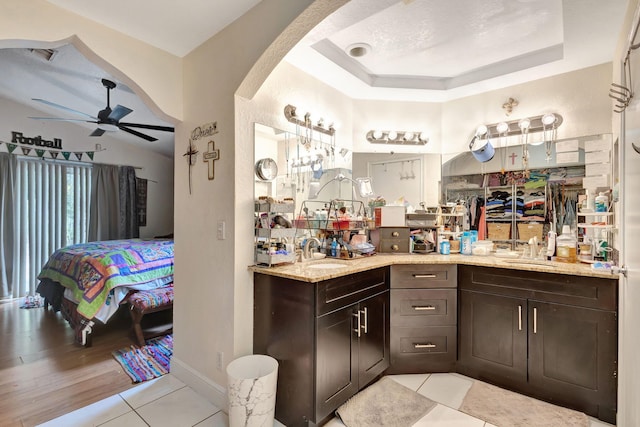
[249,253,619,282]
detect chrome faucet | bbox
[303,237,322,260]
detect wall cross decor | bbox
[182,142,198,194]
[203,140,220,180]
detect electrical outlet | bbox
[216,351,224,370]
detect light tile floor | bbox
[38,373,616,427]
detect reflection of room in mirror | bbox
[352,152,441,209]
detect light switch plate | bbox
[217,221,226,240]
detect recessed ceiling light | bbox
[347,43,371,58]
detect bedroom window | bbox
[13,158,92,297]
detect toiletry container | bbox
[595,192,608,213]
[556,225,577,263]
[330,238,338,257]
[461,232,472,255]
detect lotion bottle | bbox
[556,225,577,263]
[330,238,338,257]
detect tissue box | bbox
[375,206,406,227]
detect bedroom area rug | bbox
[112,334,173,383]
[335,376,437,427]
[459,380,590,427]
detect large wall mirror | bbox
[254,123,442,218]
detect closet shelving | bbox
[484,184,547,250]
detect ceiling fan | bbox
[29,78,174,142]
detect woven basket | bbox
[487,223,511,240]
[517,223,544,242]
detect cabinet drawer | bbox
[378,227,410,239]
[391,264,456,289]
[378,238,410,253]
[389,325,456,373]
[458,265,617,310]
[316,267,389,316]
[391,289,456,326]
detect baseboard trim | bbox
[171,356,228,411]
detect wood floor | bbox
[0,300,139,427]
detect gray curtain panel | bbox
[0,153,16,299]
[119,166,139,239]
[89,164,120,241]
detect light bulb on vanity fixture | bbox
[366,129,429,145]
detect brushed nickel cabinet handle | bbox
[414,343,436,349]
[533,307,538,334]
[391,244,399,251]
[361,307,368,334]
[413,305,436,311]
[518,305,522,331]
[412,274,437,278]
[392,231,400,237]
[352,311,361,338]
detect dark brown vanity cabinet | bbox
[254,267,390,427]
[388,264,457,373]
[457,265,618,423]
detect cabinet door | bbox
[358,291,390,388]
[316,304,359,422]
[528,300,617,419]
[458,290,528,384]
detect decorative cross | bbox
[203,140,220,180]
[509,152,518,165]
[182,142,198,194]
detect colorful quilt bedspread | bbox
[38,239,174,320]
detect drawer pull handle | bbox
[361,307,368,334]
[413,305,436,311]
[414,343,436,349]
[391,244,399,251]
[352,311,361,338]
[518,305,522,331]
[392,231,400,237]
[412,274,437,278]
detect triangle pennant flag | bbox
[21,147,32,156]
[74,152,83,161]
[50,151,59,159]
[7,143,18,154]
[62,151,71,160]
[87,151,95,160]
[35,149,45,158]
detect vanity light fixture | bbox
[366,130,429,145]
[474,113,563,139]
[284,104,335,137]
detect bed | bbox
[36,238,174,346]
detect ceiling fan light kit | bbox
[30,78,174,142]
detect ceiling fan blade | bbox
[109,104,133,121]
[118,125,158,142]
[32,98,97,119]
[29,116,98,124]
[119,122,174,132]
[90,128,106,137]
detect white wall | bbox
[0,96,174,238]
[442,63,613,155]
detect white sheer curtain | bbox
[13,158,91,297]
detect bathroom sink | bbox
[305,262,349,270]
